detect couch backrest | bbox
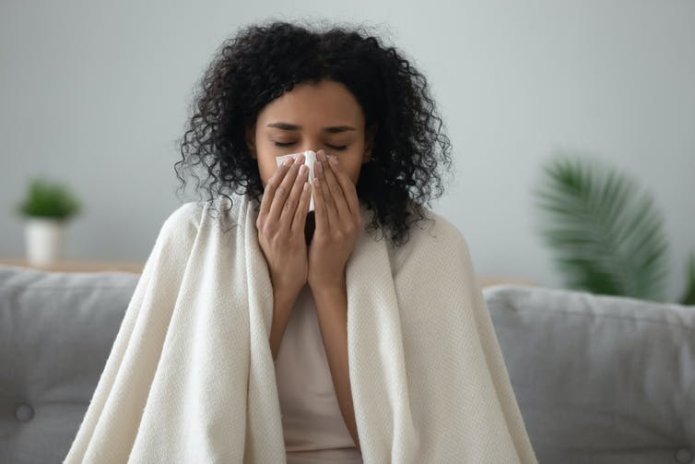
[483,284,695,464]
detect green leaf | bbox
[679,252,695,306]
[535,155,669,302]
[16,177,82,220]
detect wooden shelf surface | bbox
[0,257,144,274]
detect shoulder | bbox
[389,205,474,276]
[163,201,206,228]
[158,201,206,241]
[414,206,467,248]
[159,195,246,238]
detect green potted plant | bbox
[15,177,82,266]
[533,155,695,305]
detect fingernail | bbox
[283,158,292,167]
[328,155,337,164]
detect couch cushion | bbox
[0,265,139,464]
[483,284,695,464]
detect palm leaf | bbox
[533,156,669,302]
[680,252,695,305]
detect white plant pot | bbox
[24,217,67,266]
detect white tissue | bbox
[275,150,317,212]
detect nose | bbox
[296,146,326,160]
[296,137,327,156]
[300,144,319,154]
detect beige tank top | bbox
[273,284,363,464]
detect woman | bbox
[64,20,537,464]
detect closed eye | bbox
[273,142,348,151]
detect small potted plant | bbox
[16,177,82,266]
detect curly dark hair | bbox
[174,19,454,248]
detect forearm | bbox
[269,289,298,361]
[311,283,361,452]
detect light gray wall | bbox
[1,0,693,301]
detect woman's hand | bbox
[307,149,362,291]
[256,153,312,298]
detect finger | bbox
[327,153,361,222]
[280,163,308,226]
[321,151,352,224]
[260,157,294,220]
[312,177,328,235]
[315,153,339,231]
[291,177,311,234]
[269,154,304,225]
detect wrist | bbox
[271,274,303,298]
[309,279,346,298]
[273,286,301,305]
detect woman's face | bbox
[245,79,376,188]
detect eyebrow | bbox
[266,122,357,133]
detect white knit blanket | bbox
[63,193,538,463]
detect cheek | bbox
[257,157,275,187]
[341,159,362,185]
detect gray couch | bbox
[1,264,693,463]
